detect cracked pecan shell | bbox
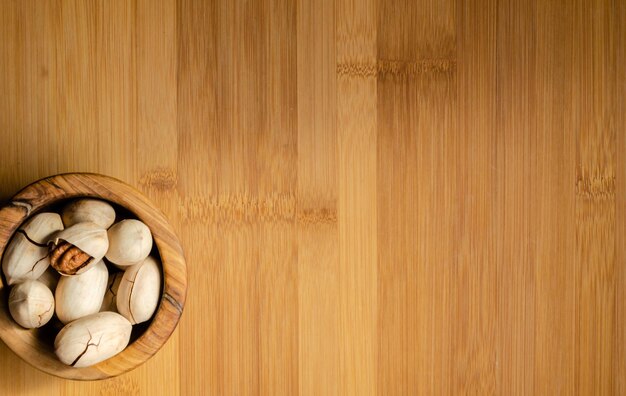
[47,222,109,275]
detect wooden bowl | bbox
[0,173,187,380]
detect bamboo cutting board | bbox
[0,0,624,394]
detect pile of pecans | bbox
[2,199,161,368]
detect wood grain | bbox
[0,0,624,394]
[296,0,338,394]
[337,0,378,394]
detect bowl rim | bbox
[0,173,187,380]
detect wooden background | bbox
[0,0,624,394]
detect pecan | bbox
[49,241,92,275]
[47,222,109,275]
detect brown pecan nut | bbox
[49,242,92,275]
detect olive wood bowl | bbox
[0,173,187,380]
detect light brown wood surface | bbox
[0,0,624,394]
